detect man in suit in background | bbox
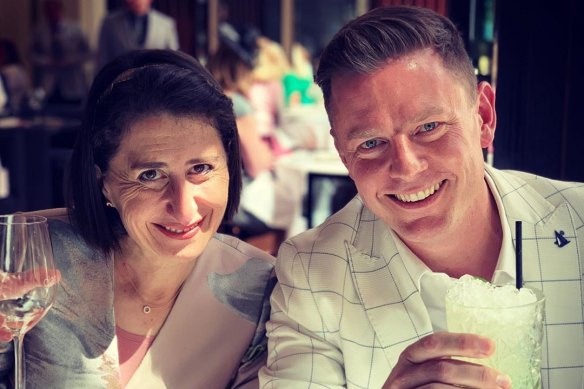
[259,6,584,389]
[97,0,178,70]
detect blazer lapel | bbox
[489,167,583,374]
[346,208,432,368]
[488,167,580,287]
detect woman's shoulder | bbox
[41,211,108,268]
[204,234,276,322]
[212,233,275,267]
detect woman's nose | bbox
[167,180,199,223]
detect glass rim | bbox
[445,286,545,310]
[0,215,48,225]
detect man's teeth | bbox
[395,182,441,203]
[163,225,195,233]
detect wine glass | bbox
[0,215,59,389]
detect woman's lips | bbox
[155,220,202,240]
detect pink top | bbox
[116,326,155,388]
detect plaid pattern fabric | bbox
[259,165,584,388]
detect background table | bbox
[277,149,356,234]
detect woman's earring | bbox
[106,201,114,208]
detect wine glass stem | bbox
[13,335,25,389]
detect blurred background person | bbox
[249,37,290,157]
[208,26,301,247]
[282,43,320,107]
[97,0,179,70]
[0,75,7,115]
[250,38,323,157]
[30,0,91,107]
[0,39,31,115]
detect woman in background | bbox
[207,28,300,239]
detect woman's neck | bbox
[112,242,195,335]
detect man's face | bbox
[329,49,496,248]
[125,0,153,16]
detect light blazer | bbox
[0,213,275,388]
[260,165,584,389]
[97,9,179,69]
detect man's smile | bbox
[392,180,444,203]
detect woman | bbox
[0,49,275,388]
[207,33,300,239]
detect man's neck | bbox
[406,182,503,281]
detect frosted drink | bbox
[445,275,545,388]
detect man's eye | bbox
[138,169,160,181]
[420,122,439,133]
[360,139,380,150]
[192,164,212,174]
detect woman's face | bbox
[102,114,229,262]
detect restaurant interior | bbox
[0,0,582,254]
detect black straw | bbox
[515,221,523,289]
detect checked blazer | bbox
[259,165,584,388]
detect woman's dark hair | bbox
[315,6,477,109]
[66,49,241,254]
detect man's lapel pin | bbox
[554,230,570,248]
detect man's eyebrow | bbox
[345,127,380,141]
[343,105,447,140]
[410,105,445,123]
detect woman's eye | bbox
[138,169,160,181]
[192,164,212,174]
[360,139,380,150]
[420,122,439,133]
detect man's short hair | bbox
[315,6,477,109]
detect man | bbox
[259,6,583,389]
[97,0,178,70]
[31,0,91,105]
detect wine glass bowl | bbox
[0,215,59,388]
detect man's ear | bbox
[476,81,497,148]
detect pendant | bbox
[143,305,152,314]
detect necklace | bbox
[121,262,184,314]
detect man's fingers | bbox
[386,359,511,389]
[402,332,495,364]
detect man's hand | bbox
[383,332,512,389]
[0,269,61,342]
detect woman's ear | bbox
[96,165,111,201]
[476,81,497,148]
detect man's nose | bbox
[388,135,428,180]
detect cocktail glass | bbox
[445,276,545,389]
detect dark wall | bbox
[494,0,584,182]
